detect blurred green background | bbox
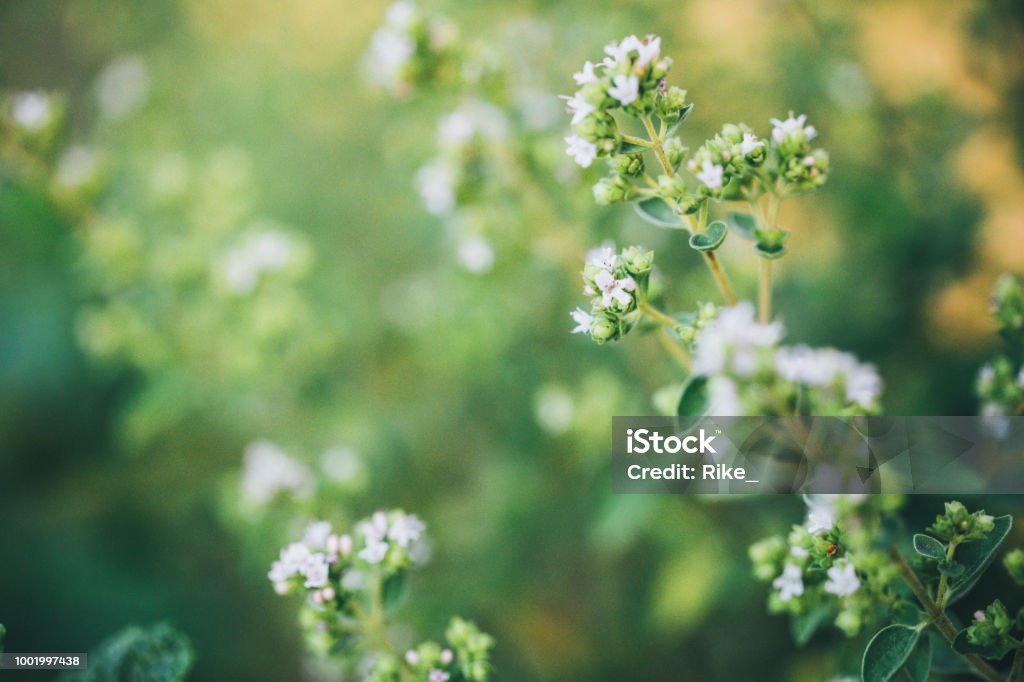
[2,0,1024,679]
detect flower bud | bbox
[657,173,687,198]
[663,136,687,169]
[590,314,621,344]
[967,600,1012,648]
[620,246,654,276]
[656,86,688,119]
[592,176,633,205]
[339,533,353,557]
[1005,549,1024,586]
[608,153,644,177]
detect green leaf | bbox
[951,628,1013,661]
[949,515,1013,599]
[676,375,708,432]
[727,212,757,240]
[861,624,920,682]
[665,103,694,136]
[62,622,194,682]
[618,141,649,154]
[0,623,5,654]
[902,635,931,682]
[755,241,787,260]
[937,560,965,578]
[791,606,831,646]
[634,198,684,228]
[912,534,946,561]
[382,572,408,614]
[688,221,727,252]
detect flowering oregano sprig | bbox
[363,1,459,97]
[269,512,494,681]
[570,244,655,344]
[977,275,1024,437]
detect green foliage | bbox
[861,624,920,682]
[633,198,684,228]
[62,623,193,682]
[688,220,727,252]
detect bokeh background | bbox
[2,0,1024,679]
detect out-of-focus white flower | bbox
[570,308,594,335]
[301,553,330,588]
[10,91,54,131]
[221,229,298,295]
[981,402,1011,439]
[573,61,599,86]
[415,159,457,215]
[241,440,314,505]
[534,384,575,435]
[773,346,881,408]
[608,74,639,106]
[428,670,450,682]
[772,563,804,602]
[388,513,426,548]
[303,521,333,550]
[365,28,415,89]
[438,101,507,150]
[268,541,312,582]
[805,495,838,534]
[359,539,389,564]
[564,134,598,168]
[456,235,495,274]
[95,56,150,121]
[707,376,744,416]
[739,133,764,156]
[824,559,860,597]
[561,92,595,126]
[384,1,417,29]
[692,302,783,376]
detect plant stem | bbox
[758,257,772,323]
[890,547,1005,682]
[622,133,655,148]
[1011,647,1024,681]
[639,116,738,306]
[657,327,691,372]
[639,302,678,328]
[936,538,960,610]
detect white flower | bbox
[564,134,597,168]
[587,244,617,270]
[772,564,804,602]
[428,670,450,682]
[384,1,417,29]
[242,440,314,505]
[824,559,860,597]
[365,28,415,87]
[456,235,495,274]
[573,61,599,85]
[438,101,507,150]
[11,91,53,132]
[695,160,724,190]
[359,539,389,564]
[561,92,595,125]
[805,495,838,534]
[770,112,817,143]
[790,546,809,558]
[593,269,635,308]
[570,308,594,335]
[603,35,642,67]
[692,302,783,376]
[440,649,454,665]
[301,553,330,588]
[388,513,427,548]
[739,133,764,156]
[221,229,297,296]
[303,521,333,550]
[635,36,661,68]
[844,362,882,408]
[268,542,312,582]
[977,364,995,390]
[707,376,744,416]
[95,56,149,121]
[414,159,457,215]
[1017,366,1024,388]
[405,650,421,665]
[981,402,1010,439]
[608,74,639,106]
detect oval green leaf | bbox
[382,572,408,614]
[634,198,684,228]
[688,221,727,252]
[902,634,931,682]
[862,624,920,682]
[912,534,946,561]
[949,514,1012,599]
[676,375,708,432]
[618,141,649,154]
[755,241,787,260]
[665,103,694,136]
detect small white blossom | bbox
[564,134,597,168]
[603,35,643,67]
[95,56,150,121]
[438,101,508,150]
[573,61,599,85]
[587,244,617,270]
[824,559,860,597]
[221,229,298,296]
[707,376,744,416]
[608,74,639,106]
[790,546,809,558]
[635,36,661,68]
[388,513,427,548]
[268,541,312,582]
[365,28,415,89]
[772,564,804,602]
[384,1,417,30]
[304,521,333,550]
[456,235,495,274]
[593,269,635,308]
[981,402,1010,439]
[562,92,595,125]
[570,307,594,335]
[770,112,817,143]
[440,649,454,665]
[10,91,53,132]
[805,495,838,534]
[428,670,450,682]
[359,539,389,564]
[692,302,783,376]
[301,553,330,588]
[739,133,764,156]
[55,146,100,189]
[320,446,363,484]
[414,159,457,215]
[696,160,724,190]
[242,440,314,505]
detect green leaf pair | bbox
[689,221,727,252]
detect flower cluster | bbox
[750,494,904,639]
[269,513,493,681]
[363,2,458,96]
[220,227,309,296]
[977,275,1024,436]
[691,302,882,415]
[687,122,766,200]
[570,245,653,343]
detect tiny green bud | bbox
[592,176,633,205]
[657,173,687,198]
[968,600,1012,648]
[608,153,644,177]
[663,136,687,169]
[590,314,620,344]
[1004,548,1024,586]
[656,85,688,119]
[620,246,654,276]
